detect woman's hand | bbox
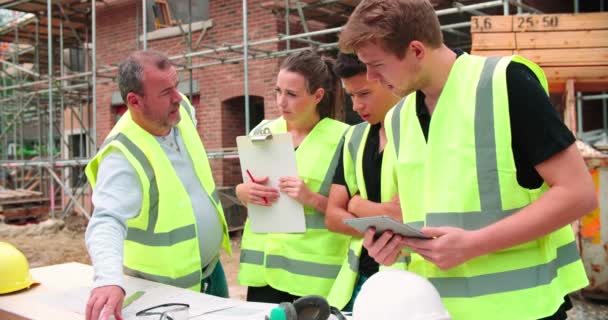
[235,176,279,206]
[278,176,314,206]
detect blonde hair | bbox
[339,0,443,58]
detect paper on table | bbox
[121,286,244,318]
[193,301,275,319]
[192,301,353,320]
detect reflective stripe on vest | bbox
[241,248,342,279]
[429,240,580,297]
[346,123,368,191]
[124,266,200,288]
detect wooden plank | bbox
[1,206,48,220]
[564,79,577,135]
[471,49,514,57]
[515,30,608,49]
[513,12,608,32]
[0,309,30,320]
[471,15,512,33]
[545,66,608,82]
[515,48,608,67]
[550,80,608,93]
[472,32,515,50]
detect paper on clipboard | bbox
[236,131,306,233]
[344,216,431,239]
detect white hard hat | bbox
[353,269,451,320]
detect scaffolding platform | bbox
[0,188,48,223]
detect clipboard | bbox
[344,216,431,239]
[236,129,306,233]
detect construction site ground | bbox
[2,216,607,319]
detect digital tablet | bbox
[344,216,431,239]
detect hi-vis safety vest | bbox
[85,94,231,291]
[384,53,588,320]
[326,122,407,310]
[238,117,350,297]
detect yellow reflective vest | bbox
[384,53,588,320]
[85,94,231,291]
[238,117,350,297]
[326,122,406,310]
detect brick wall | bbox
[95,0,284,186]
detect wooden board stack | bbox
[471,12,608,93]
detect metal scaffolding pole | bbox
[92,0,97,154]
[47,0,55,217]
[188,0,193,103]
[243,0,250,134]
[142,0,147,49]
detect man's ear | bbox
[314,87,325,104]
[126,92,143,111]
[408,41,426,61]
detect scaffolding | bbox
[0,0,595,220]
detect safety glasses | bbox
[135,303,189,320]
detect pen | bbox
[122,290,145,310]
[246,169,269,205]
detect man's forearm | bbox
[326,205,363,237]
[350,197,402,221]
[326,184,364,236]
[85,213,127,289]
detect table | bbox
[0,262,278,320]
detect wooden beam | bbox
[473,13,608,34]
[472,32,515,50]
[470,15,512,33]
[513,12,608,32]
[515,30,608,49]
[473,30,608,50]
[563,79,576,135]
[516,48,608,67]
[549,80,608,93]
[470,49,514,56]
[545,66,608,93]
[543,66,608,83]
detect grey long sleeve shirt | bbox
[85,120,224,290]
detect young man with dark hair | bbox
[325,53,401,311]
[339,0,596,319]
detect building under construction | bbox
[0,0,606,225]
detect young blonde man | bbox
[339,1,596,319]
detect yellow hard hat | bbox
[0,242,39,294]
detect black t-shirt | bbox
[333,124,383,277]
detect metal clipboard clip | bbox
[250,127,273,142]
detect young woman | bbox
[237,50,350,303]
